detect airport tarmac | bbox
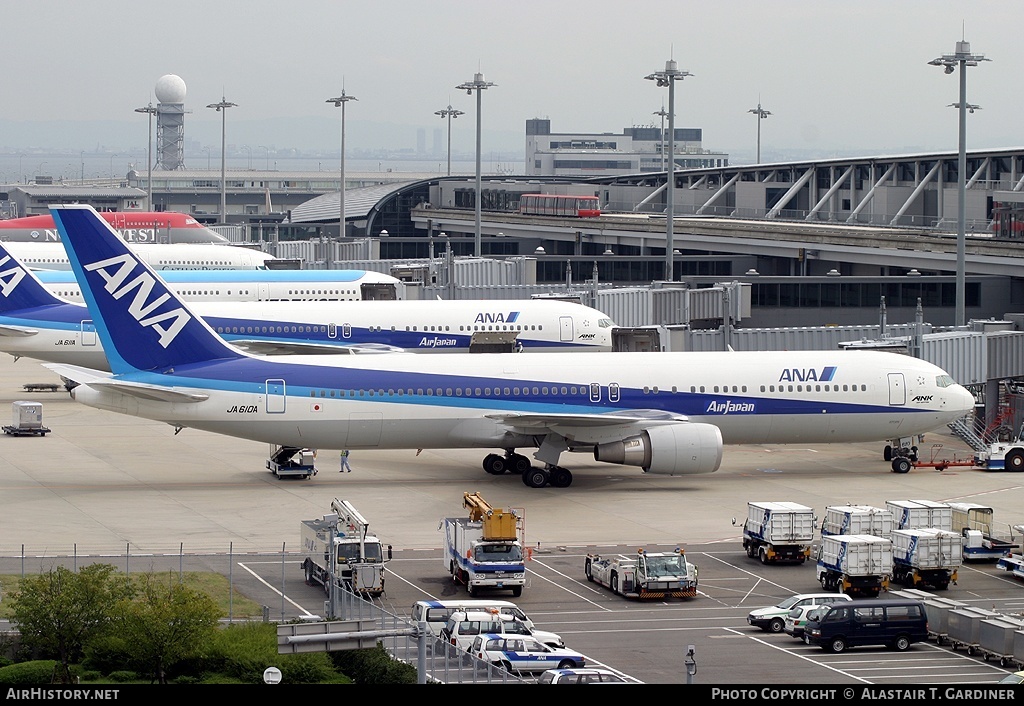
[0,353,1020,558]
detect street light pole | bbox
[456,73,496,257]
[206,96,237,224]
[929,40,989,328]
[258,145,270,170]
[326,89,358,239]
[645,59,692,281]
[109,154,117,181]
[747,101,771,164]
[653,106,668,172]
[135,103,156,207]
[435,104,464,177]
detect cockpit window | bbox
[936,375,956,388]
[598,318,615,328]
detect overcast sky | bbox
[2,1,1021,162]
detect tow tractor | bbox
[584,547,698,600]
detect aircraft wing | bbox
[42,363,209,404]
[486,410,689,443]
[229,339,406,355]
[0,324,39,337]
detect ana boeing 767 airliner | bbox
[0,240,614,368]
[44,205,976,488]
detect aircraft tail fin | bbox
[0,240,71,312]
[50,205,244,374]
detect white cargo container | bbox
[891,527,962,590]
[2,401,49,436]
[886,499,953,531]
[815,533,893,597]
[742,501,815,564]
[821,505,894,539]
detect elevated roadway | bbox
[412,207,1024,277]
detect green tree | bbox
[115,572,222,684]
[10,564,131,683]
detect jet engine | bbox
[593,423,723,475]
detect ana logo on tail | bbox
[0,255,26,297]
[84,253,191,348]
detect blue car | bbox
[470,634,586,673]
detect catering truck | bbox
[584,547,699,600]
[820,505,894,539]
[886,499,953,531]
[815,533,893,597]
[441,492,526,597]
[742,501,815,564]
[890,527,962,590]
[301,498,392,598]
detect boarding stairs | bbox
[948,390,1022,452]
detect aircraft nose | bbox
[954,384,976,415]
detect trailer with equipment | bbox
[584,547,699,599]
[441,492,526,597]
[741,501,815,564]
[948,502,1020,561]
[815,533,893,597]
[301,498,392,599]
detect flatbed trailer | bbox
[996,554,1024,581]
[2,424,50,436]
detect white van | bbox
[411,599,544,638]
[439,609,565,651]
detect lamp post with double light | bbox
[435,104,464,177]
[206,96,237,224]
[929,40,989,327]
[653,106,668,171]
[456,73,495,256]
[326,89,358,239]
[645,59,692,281]
[135,102,156,207]
[747,102,771,164]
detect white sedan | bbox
[469,634,586,674]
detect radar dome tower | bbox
[154,74,187,170]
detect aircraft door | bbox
[79,320,97,347]
[265,379,286,414]
[342,323,352,339]
[559,316,574,343]
[327,323,337,339]
[888,373,907,405]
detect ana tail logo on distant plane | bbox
[84,253,192,348]
[778,366,837,383]
[0,255,26,297]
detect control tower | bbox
[154,74,187,170]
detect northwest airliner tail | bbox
[50,205,243,373]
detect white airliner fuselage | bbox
[45,205,977,489]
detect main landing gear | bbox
[521,465,573,488]
[482,451,532,475]
[481,450,574,488]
